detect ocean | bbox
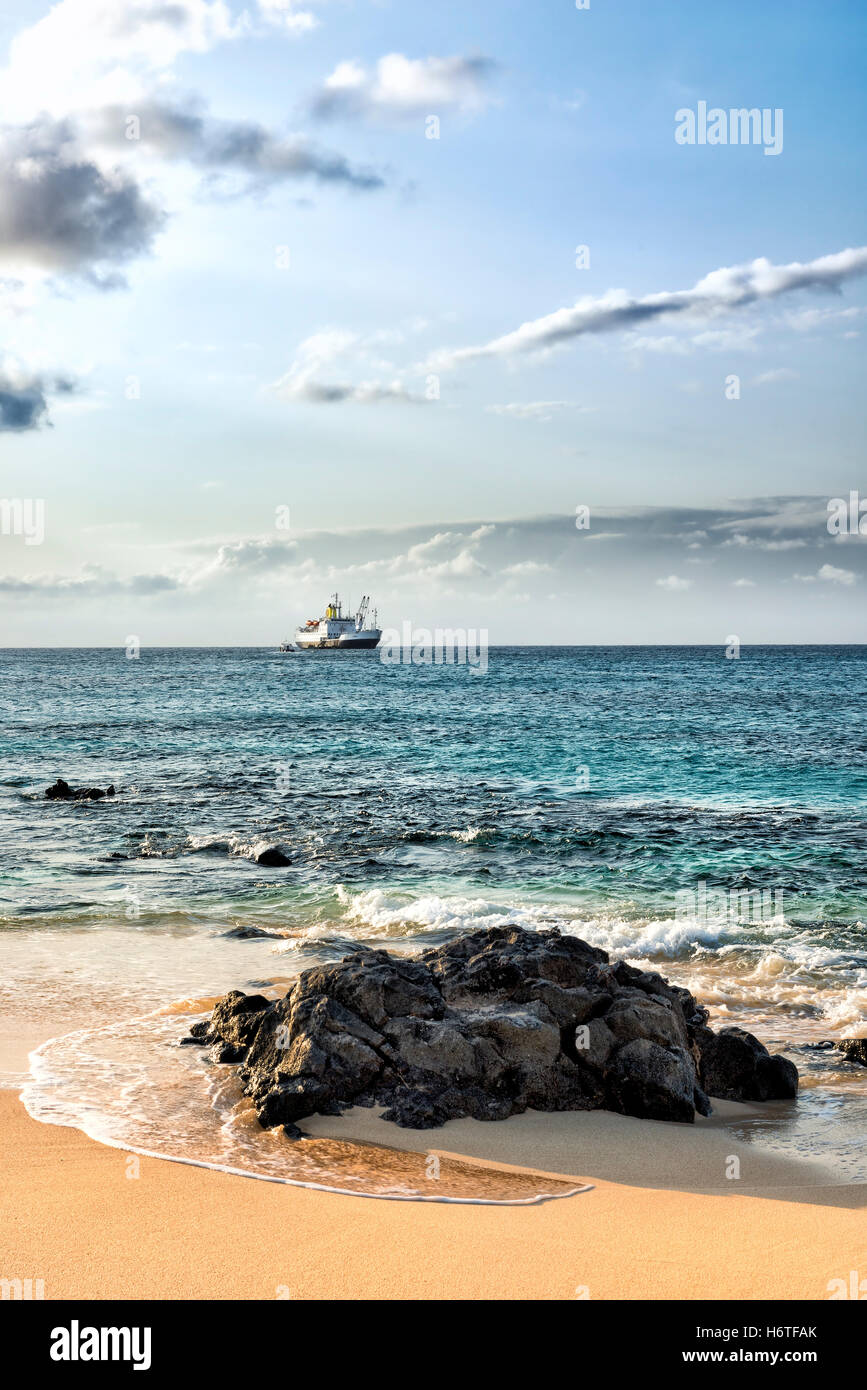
[2,645,865,1191]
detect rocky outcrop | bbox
[45,778,115,801]
[837,1039,867,1067]
[187,925,798,1131]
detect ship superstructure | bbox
[285,594,381,650]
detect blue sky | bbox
[0,0,865,643]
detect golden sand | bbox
[2,1091,865,1300]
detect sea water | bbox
[1,646,865,1189]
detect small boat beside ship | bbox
[280,594,382,651]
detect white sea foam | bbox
[334,885,560,936]
[569,913,742,959]
[322,888,867,1046]
[185,833,236,854]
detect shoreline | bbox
[4,1090,865,1301]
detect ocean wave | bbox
[334,885,561,936]
[135,832,293,865]
[324,887,867,1046]
[446,826,495,844]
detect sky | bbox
[0,0,865,644]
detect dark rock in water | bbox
[695,1025,798,1102]
[209,990,271,1049]
[190,925,799,1131]
[253,845,290,867]
[837,1039,867,1067]
[282,1123,308,1140]
[45,778,116,802]
[221,925,275,940]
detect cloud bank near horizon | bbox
[2,501,863,648]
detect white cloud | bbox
[258,0,321,35]
[4,503,864,621]
[794,564,857,585]
[0,562,178,597]
[271,326,426,404]
[785,305,863,332]
[721,533,808,551]
[818,563,857,585]
[347,525,495,586]
[501,561,552,576]
[624,325,762,356]
[311,53,498,122]
[429,246,867,370]
[753,367,799,386]
[0,0,242,120]
[486,400,581,421]
[711,497,827,537]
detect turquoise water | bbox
[2,646,866,1182]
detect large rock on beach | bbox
[188,925,798,1131]
[694,1025,798,1102]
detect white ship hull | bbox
[294,629,381,650]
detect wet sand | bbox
[2,1090,865,1301]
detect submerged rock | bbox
[45,778,115,801]
[252,845,291,867]
[188,925,799,1130]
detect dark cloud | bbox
[0,102,382,286]
[0,118,165,278]
[88,102,385,192]
[0,369,76,431]
[279,378,423,403]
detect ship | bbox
[281,594,382,651]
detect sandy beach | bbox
[3,1089,864,1301]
